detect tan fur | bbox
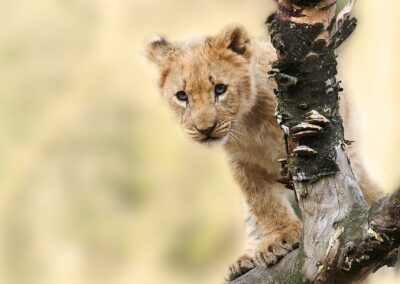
[145,25,385,280]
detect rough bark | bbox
[233,187,400,284]
[232,0,400,283]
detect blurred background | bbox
[0,0,399,283]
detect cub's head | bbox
[145,26,255,144]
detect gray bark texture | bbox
[232,0,400,283]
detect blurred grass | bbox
[0,0,399,284]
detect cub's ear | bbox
[212,25,251,59]
[144,35,175,66]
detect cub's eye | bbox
[214,83,228,96]
[175,91,188,101]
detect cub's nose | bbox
[195,123,217,136]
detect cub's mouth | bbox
[199,129,231,144]
[185,121,232,145]
[201,136,224,144]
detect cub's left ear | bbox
[212,25,251,59]
[144,35,175,66]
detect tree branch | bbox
[231,0,399,282]
[233,146,400,283]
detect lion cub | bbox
[145,25,384,281]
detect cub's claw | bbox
[254,224,301,267]
[225,254,257,282]
[225,224,301,281]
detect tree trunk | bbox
[232,0,400,283]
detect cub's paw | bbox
[225,254,257,282]
[254,224,301,267]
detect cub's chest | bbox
[226,135,284,175]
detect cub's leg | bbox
[226,161,301,281]
[347,146,385,206]
[340,94,385,205]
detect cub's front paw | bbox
[254,224,301,267]
[225,254,257,282]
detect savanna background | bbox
[0,0,399,283]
